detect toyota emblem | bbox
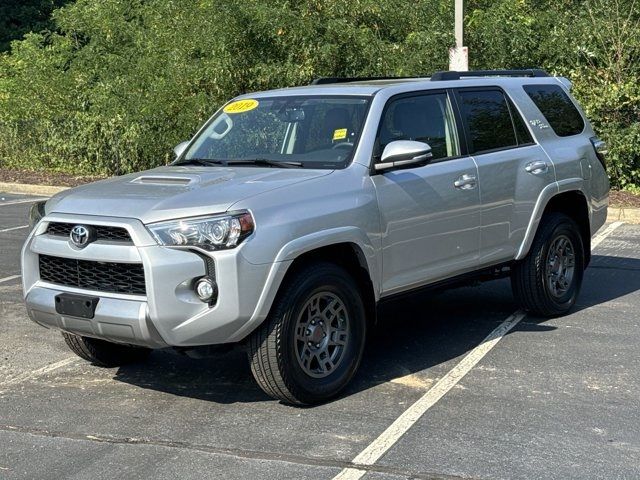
[70,225,94,248]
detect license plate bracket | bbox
[55,293,100,319]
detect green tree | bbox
[0,0,638,188]
[0,0,70,52]
[0,0,454,175]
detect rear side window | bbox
[458,90,527,154]
[523,84,585,137]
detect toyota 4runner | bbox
[23,69,610,405]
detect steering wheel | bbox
[332,142,354,150]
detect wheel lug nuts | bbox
[315,343,321,348]
[305,329,311,335]
[307,341,313,346]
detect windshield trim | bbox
[173,94,373,170]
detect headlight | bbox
[147,211,254,251]
[28,201,46,232]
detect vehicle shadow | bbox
[514,254,640,330]
[346,278,547,396]
[112,280,521,404]
[112,254,639,405]
[112,348,267,404]
[574,254,640,310]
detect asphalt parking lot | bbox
[1,192,639,480]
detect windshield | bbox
[178,95,371,169]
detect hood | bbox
[47,166,332,224]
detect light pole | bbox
[449,0,468,71]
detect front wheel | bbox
[62,332,151,367]
[511,212,585,317]
[248,262,366,405]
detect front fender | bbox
[228,227,379,342]
[274,226,377,276]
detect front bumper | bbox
[22,213,280,348]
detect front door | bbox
[371,91,481,295]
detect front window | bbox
[377,92,460,161]
[179,96,371,169]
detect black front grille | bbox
[39,255,146,295]
[46,222,132,243]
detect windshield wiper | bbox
[225,158,303,168]
[174,158,227,166]
[176,158,303,168]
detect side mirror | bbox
[173,141,190,159]
[375,140,432,172]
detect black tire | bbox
[511,212,585,317]
[248,262,367,405]
[62,332,151,367]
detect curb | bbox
[607,207,640,224]
[0,182,68,197]
[1,181,640,224]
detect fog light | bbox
[195,277,217,303]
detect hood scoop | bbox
[131,176,194,186]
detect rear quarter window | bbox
[523,84,585,137]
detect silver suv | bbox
[22,70,609,405]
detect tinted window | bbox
[523,84,584,137]
[377,93,459,161]
[458,90,517,154]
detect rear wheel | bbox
[511,212,585,316]
[62,332,151,367]
[248,262,366,405]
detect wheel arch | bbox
[280,242,378,329]
[516,182,592,265]
[231,230,380,343]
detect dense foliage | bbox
[0,0,70,52]
[0,0,638,188]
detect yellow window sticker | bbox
[223,99,259,114]
[333,128,348,141]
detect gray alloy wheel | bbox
[294,292,351,379]
[545,234,576,298]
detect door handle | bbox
[454,173,477,190]
[525,160,549,175]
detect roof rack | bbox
[310,69,550,85]
[430,69,550,81]
[310,76,426,85]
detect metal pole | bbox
[449,0,468,71]
[455,0,463,48]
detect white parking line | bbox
[333,311,526,480]
[0,224,28,233]
[0,197,47,207]
[0,274,21,284]
[0,357,78,392]
[592,221,624,249]
[333,221,626,480]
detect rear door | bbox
[371,91,481,295]
[454,88,554,265]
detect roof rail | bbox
[430,69,550,81]
[310,76,426,85]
